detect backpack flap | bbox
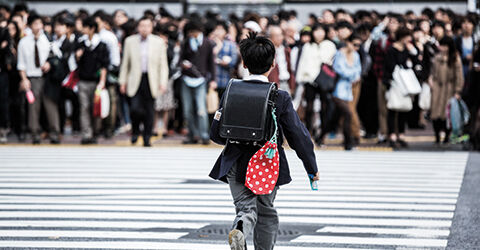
[220,79,276,142]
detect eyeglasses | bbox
[353,43,362,47]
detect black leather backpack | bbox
[219,79,278,144]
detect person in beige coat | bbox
[119,16,168,147]
[429,36,464,144]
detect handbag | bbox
[93,89,110,119]
[392,65,422,95]
[385,80,413,112]
[313,63,337,93]
[418,83,431,110]
[207,88,219,114]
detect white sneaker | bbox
[228,229,245,250]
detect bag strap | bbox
[264,108,278,159]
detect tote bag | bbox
[386,80,413,112]
[418,83,431,110]
[392,65,422,95]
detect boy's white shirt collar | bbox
[244,74,269,82]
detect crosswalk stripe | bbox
[0,220,207,229]
[0,240,363,250]
[0,204,454,218]
[0,211,453,227]
[0,200,457,211]
[0,230,188,240]
[316,227,451,237]
[292,235,447,247]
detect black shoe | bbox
[345,144,353,151]
[201,139,210,145]
[152,132,159,137]
[397,139,408,148]
[81,138,97,145]
[363,133,377,139]
[182,138,198,144]
[389,140,397,149]
[50,138,60,144]
[131,135,139,144]
[32,135,41,145]
[143,141,152,147]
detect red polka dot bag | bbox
[245,108,279,195]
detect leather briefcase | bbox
[219,79,278,143]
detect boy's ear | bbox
[271,58,276,69]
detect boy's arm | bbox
[279,93,318,176]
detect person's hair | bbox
[95,11,114,28]
[439,36,458,66]
[239,31,275,75]
[82,16,98,32]
[346,32,362,43]
[54,16,67,26]
[421,7,435,20]
[7,20,21,46]
[310,23,327,43]
[137,16,153,26]
[183,19,204,36]
[12,3,28,14]
[395,26,411,41]
[216,20,229,33]
[431,20,446,29]
[0,4,11,12]
[336,20,353,31]
[27,13,43,26]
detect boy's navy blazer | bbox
[209,80,318,186]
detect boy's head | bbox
[239,31,275,75]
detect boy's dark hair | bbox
[239,32,275,75]
[82,16,98,32]
[27,13,42,26]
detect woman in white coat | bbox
[296,23,337,137]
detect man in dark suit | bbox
[209,32,319,250]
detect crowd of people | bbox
[0,3,479,149]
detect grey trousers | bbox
[28,77,60,137]
[78,81,100,139]
[226,163,279,250]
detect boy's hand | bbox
[312,172,320,181]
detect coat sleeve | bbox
[454,56,464,94]
[118,38,130,85]
[158,37,169,88]
[209,94,227,145]
[279,93,318,175]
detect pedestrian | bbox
[267,25,296,94]
[429,36,463,144]
[383,27,416,148]
[318,33,362,150]
[118,16,169,147]
[179,20,216,145]
[295,23,337,136]
[209,32,319,250]
[17,13,61,144]
[75,16,109,145]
